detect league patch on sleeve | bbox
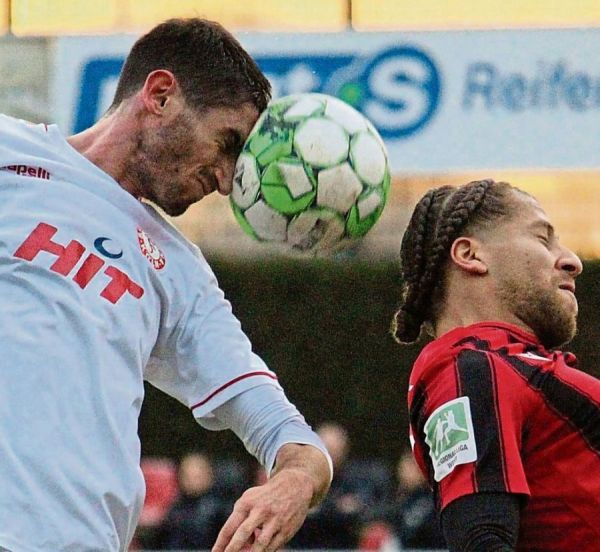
[424,397,477,482]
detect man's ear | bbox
[450,236,488,275]
[140,70,179,115]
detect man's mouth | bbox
[558,282,576,294]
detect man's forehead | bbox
[191,102,257,134]
[509,189,550,225]
[216,102,259,129]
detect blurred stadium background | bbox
[3,1,600,549]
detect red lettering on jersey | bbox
[101,266,145,304]
[14,223,144,305]
[14,222,85,275]
[73,253,105,288]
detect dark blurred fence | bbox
[139,257,600,463]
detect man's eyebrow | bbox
[530,220,555,236]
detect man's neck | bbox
[66,105,139,197]
[435,309,534,340]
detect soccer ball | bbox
[230,93,391,253]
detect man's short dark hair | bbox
[110,18,271,113]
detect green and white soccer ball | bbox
[230,93,391,252]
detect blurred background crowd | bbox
[132,422,445,551]
[3,1,600,550]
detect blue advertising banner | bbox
[53,29,600,172]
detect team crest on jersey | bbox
[424,397,477,482]
[137,228,166,270]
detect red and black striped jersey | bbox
[408,321,600,551]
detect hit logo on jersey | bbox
[14,222,144,304]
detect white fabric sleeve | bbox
[197,384,333,480]
[144,254,281,417]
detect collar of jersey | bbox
[416,321,540,370]
[433,321,541,351]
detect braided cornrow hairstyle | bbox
[392,179,515,344]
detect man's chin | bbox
[521,298,577,349]
[535,317,577,349]
[161,202,191,217]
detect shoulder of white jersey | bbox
[0,114,53,164]
[0,113,49,135]
[140,199,206,261]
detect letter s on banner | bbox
[363,46,441,139]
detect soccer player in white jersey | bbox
[0,18,332,552]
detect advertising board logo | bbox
[73,45,441,140]
[75,58,124,134]
[261,45,442,139]
[325,46,441,139]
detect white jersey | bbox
[0,115,283,551]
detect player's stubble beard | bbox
[126,113,198,217]
[498,275,577,349]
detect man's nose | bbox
[558,247,583,278]
[216,164,235,196]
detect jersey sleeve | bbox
[205,384,333,479]
[409,348,532,511]
[144,258,282,424]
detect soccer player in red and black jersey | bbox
[393,179,600,551]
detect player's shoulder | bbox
[411,321,544,386]
[0,114,54,158]
[141,200,198,253]
[140,201,217,279]
[0,114,50,136]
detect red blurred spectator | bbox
[130,457,179,549]
[359,521,395,551]
[149,452,234,550]
[139,457,179,527]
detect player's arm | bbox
[409,348,531,551]
[441,492,521,551]
[145,263,330,551]
[270,442,331,506]
[204,384,332,552]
